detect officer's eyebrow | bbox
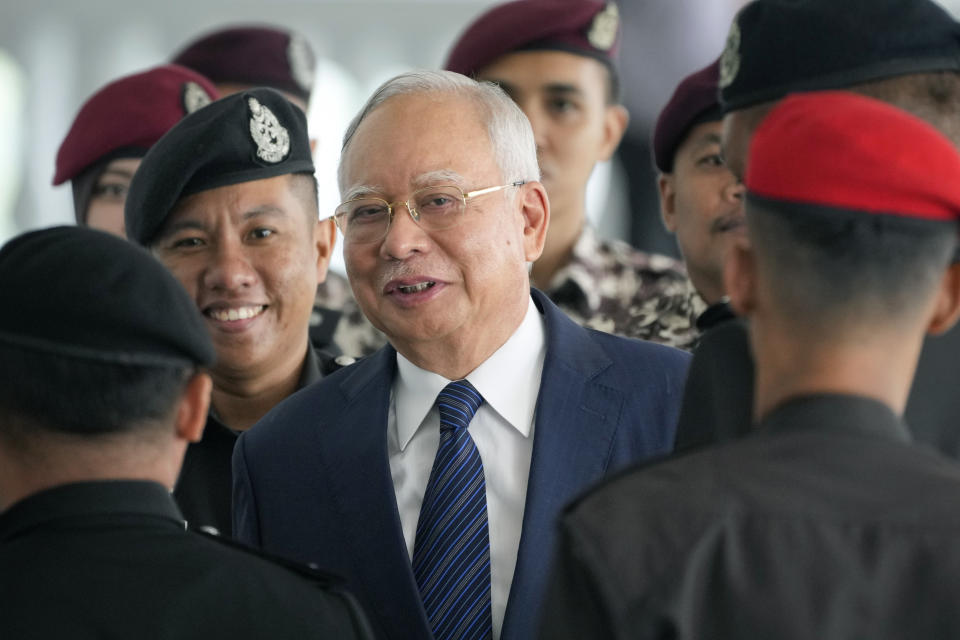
[542,83,583,97]
[98,168,136,180]
[690,132,724,152]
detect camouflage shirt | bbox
[312,271,387,358]
[546,225,706,351]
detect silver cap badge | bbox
[587,3,619,52]
[287,34,316,94]
[182,81,212,115]
[248,97,290,164]
[719,19,742,90]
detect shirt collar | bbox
[394,295,546,451]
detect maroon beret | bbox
[53,64,217,186]
[172,25,316,104]
[652,58,722,173]
[445,0,621,78]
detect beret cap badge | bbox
[719,19,741,90]
[587,2,619,51]
[182,81,213,115]
[287,33,316,94]
[248,96,290,164]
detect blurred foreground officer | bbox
[233,70,690,640]
[674,0,960,453]
[173,24,387,357]
[53,64,217,236]
[125,88,338,536]
[0,226,373,640]
[541,91,960,640]
[446,0,702,348]
[653,58,742,331]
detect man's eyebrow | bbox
[690,132,724,151]
[542,83,584,96]
[98,168,136,181]
[342,184,387,202]
[412,170,467,189]
[242,205,286,220]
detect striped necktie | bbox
[412,379,492,640]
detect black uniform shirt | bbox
[542,394,960,640]
[174,344,340,536]
[0,481,374,639]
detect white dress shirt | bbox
[388,295,546,639]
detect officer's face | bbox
[721,102,775,182]
[152,174,334,383]
[659,121,745,304]
[477,50,627,226]
[85,157,140,238]
[339,93,548,374]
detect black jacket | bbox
[0,481,374,639]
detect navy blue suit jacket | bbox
[233,289,689,640]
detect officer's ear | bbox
[313,217,337,284]
[658,173,678,232]
[724,237,756,317]
[926,261,960,336]
[597,104,629,162]
[175,372,211,444]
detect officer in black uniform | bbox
[0,226,373,639]
[172,24,388,358]
[541,90,960,639]
[125,88,350,536]
[674,0,960,453]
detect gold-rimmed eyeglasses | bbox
[333,181,526,244]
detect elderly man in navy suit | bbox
[233,69,690,640]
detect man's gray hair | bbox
[338,69,540,193]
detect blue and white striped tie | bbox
[412,380,492,640]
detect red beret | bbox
[653,58,721,173]
[53,64,217,186]
[445,0,621,78]
[172,25,316,104]
[747,91,960,223]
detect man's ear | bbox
[658,173,677,233]
[174,373,212,444]
[313,217,337,284]
[724,237,757,317]
[927,261,960,335]
[598,104,630,162]
[520,181,550,262]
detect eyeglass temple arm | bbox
[463,180,527,199]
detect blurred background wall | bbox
[2,0,957,268]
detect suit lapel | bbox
[501,289,625,640]
[317,346,433,640]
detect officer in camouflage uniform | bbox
[446,0,703,350]
[173,24,386,357]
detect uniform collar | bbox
[394,295,546,450]
[0,480,184,543]
[545,224,604,313]
[759,394,912,443]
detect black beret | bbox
[0,226,214,367]
[653,58,721,173]
[445,0,621,78]
[125,87,314,246]
[719,0,960,113]
[172,25,316,104]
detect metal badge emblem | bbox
[181,81,212,115]
[587,2,619,51]
[287,33,316,94]
[248,97,290,164]
[719,19,742,90]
